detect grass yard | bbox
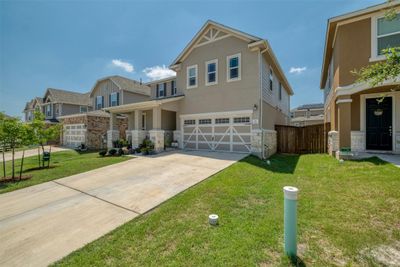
[0,150,131,194]
[55,154,400,266]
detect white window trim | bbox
[370,12,400,62]
[110,92,118,106]
[187,64,198,89]
[205,59,218,86]
[227,53,241,82]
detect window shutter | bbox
[102,96,104,108]
[109,94,111,107]
[163,83,167,97]
[171,80,174,95]
[117,92,120,105]
[156,84,159,98]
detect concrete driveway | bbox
[0,150,245,267]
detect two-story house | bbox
[105,20,293,158]
[59,75,151,148]
[321,2,400,157]
[290,103,324,126]
[23,89,91,123]
[23,97,43,122]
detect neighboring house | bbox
[321,2,400,156]
[290,103,324,126]
[23,97,43,122]
[59,76,151,148]
[105,20,293,158]
[23,89,91,123]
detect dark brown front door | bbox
[366,97,392,151]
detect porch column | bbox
[107,112,119,148]
[126,112,135,143]
[149,106,164,152]
[131,110,145,148]
[337,98,352,150]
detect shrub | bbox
[108,148,117,156]
[99,150,107,157]
[117,148,124,156]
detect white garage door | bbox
[182,113,252,153]
[63,124,86,148]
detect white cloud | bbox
[143,65,176,81]
[111,59,134,73]
[289,66,307,74]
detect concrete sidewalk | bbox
[1,146,70,162]
[0,150,245,266]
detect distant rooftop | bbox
[292,103,324,111]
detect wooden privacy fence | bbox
[275,123,330,154]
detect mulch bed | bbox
[0,175,33,183]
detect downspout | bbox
[259,46,268,159]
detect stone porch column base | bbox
[131,130,146,148]
[328,131,339,156]
[351,131,366,152]
[173,130,182,149]
[263,130,277,158]
[149,130,165,152]
[107,130,119,149]
[251,129,262,158]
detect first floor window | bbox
[109,92,119,107]
[206,59,218,85]
[376,13,400,55]
[227,53,241,81]
[96,96,104,110]
[187,65,198,88]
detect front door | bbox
[366,97,392,151]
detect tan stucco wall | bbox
[175,36,260,120]
[262,101,288,129]
[334,18,371,87]
[161,110,176,130]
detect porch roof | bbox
[104,95,184,113]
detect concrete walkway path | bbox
[374,154,400,168]
[1,146,70,162]
[0,150,245,267]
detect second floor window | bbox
[80,106,88,113]
[156,83,166,98]
[279,82,282,101]
[109,92,119,107]
[46,104,52,117]
[269,68,273,91]
[187,65,198,89]
[206,59,218,85]
[96,95,104,110]
[171,80,177,95]
[376,13,400,56]
[227,53,241,81]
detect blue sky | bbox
[0,0,383,117]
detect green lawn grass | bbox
[54,154,400,266]
[0,150,131,194]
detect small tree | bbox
[0,115,30,179]
[0,113,6,178]
[29,110,61,168]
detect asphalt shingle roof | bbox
[46,88,91,106]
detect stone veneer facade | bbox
[61,115,127,150]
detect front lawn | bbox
[55,154,400,266]
[0,150,131,194]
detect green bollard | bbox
[283,186,298,258]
